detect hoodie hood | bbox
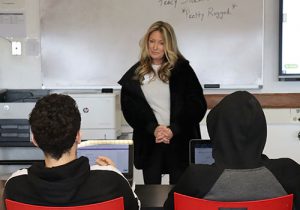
[28,156,90,204]
[207,91,267,169]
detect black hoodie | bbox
[164,91,300,210]
[3,157,139,210]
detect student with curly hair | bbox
[2,94,139,210]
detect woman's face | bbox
[148,30,165,65]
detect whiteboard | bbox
[40,0,264,89]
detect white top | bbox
[141,64,170,126]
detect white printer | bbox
[62,90,122,140]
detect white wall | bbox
[0,0,300,93]
[0,0,41,89]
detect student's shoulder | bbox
[89,165,132,188]
[266,157,298,165]
[265,157,300,172]
[90,165,128,180]
[6,168,28,183]
[5,168,29,195]
[91,165,122,174]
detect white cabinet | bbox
[265,124,300,163]
[264,109,300,163]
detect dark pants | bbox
[142,144,184,184]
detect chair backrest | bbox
[5,197,124,210]
[174,193,293,210]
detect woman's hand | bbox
[154,125,173,144]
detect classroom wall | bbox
[0,0,300,93]
[0,0,41,89]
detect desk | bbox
[135,185,173,210]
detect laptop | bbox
[189,139,214,165]
[77,139,134,184]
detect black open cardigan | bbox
[118,59,207,169]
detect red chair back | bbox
[174,193,293,210]
[5,197,124,210]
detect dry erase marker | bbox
[204,84,220,88]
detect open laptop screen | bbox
[77,140,133,182]
[189,139,214,165]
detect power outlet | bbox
[12,41,22,55]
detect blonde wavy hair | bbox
[134,21,185,84]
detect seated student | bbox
[2,94,140,210]
[164,91,300,210]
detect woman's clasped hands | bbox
[154,125,173,144]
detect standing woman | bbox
[118,21,207,184]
